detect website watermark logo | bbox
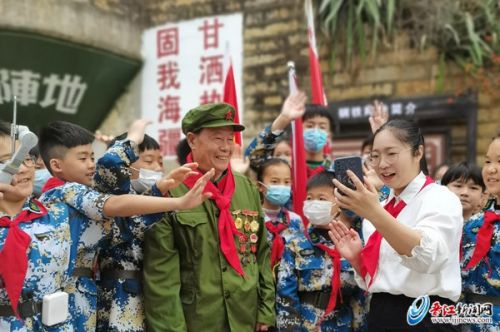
[407,295,494,326]
[407,295,431,326]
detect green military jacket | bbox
[143,171,276,331]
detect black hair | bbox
[109,132,160,153]
[306,171,336,192]
[303,104,335,135]
[176,138,191,165]
[441,162,486,191]
[361,135,374,154]
[373,119,429,175]
[256,158,290,182]
[39,121,94,173]
[30,145,40,159]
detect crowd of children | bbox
[0,91,498,331]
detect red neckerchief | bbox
[360,176,434,288]
[41,177,65,193]
[265,209,290,268]
[315,242,342,321]
[307,165,325,178]
[0,199,48,318]
[465,210,499,269]
[183,153,245,276]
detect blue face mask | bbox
[264,184,291,206]
[303,128,328,153]
[33,168,51,196]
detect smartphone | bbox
[334,156,364,192]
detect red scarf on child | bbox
[183,154,245,276]
[465,210,499,269]
[265,210,290,268]
[0,199,48,318]
[41,177,65,193]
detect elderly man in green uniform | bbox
[143,103,276,331]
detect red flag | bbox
[305,0,331,156]
[305,0,328,106]
[288,62,308,226]
[223,60,242,146]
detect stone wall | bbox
[1,0,497,162]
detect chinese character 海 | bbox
[158,95,181,123]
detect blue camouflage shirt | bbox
[93,139,164,332]
[276,222,368,331]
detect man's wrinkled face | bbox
[188,126,235,178]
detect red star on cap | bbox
[225,110,233,121]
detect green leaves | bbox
[317,0,499,74]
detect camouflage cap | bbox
[181,103,245,134]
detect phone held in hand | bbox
[334,156,364,193]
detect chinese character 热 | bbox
[157,27,179,58]
[39,74,87,114]
[199,89,221,104]
[157,62,181,90]
[199,55,224,84]
[11,70,41,106]
[198,18,224,49]
[158,128,181,157]
[158,95,181,123]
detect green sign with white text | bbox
[0,30,141,133]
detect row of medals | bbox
[233,209,259,265]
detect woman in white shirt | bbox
[329,119,463,331]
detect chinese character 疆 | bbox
[158,128,181,157]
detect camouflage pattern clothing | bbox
[277,225,368,331]
[461,199,499,332]
[93,139,163,332]
[40,183,112,332]
[244,125,332,175]
[264,208,305,278]
[0,198,72,332]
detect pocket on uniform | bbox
[296,254,324,271]
[175,212,208,228]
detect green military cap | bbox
[181,103,245,134]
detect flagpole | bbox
[287,61,308,225]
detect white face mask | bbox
[303,200,334,225]
[130,168,163,193]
